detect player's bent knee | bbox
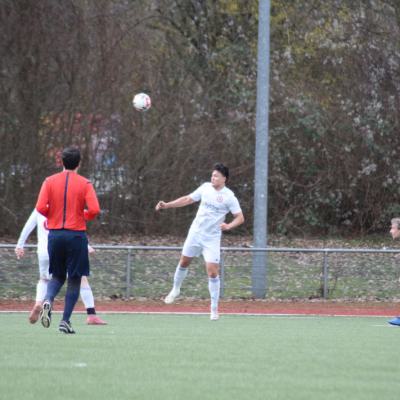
[206,263,219,278]
[180,256,192,268]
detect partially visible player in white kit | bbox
[15,209,107,325]
[155,163,244,320]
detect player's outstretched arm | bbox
[221,212,245,231]
[15,209,39,259]
[155,195,194,211]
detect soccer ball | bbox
[132,93,151,112]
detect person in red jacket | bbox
[36,146,100,334]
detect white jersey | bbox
[16,209,48,257]
[188,182,242,238]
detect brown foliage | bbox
[1,1,400,237]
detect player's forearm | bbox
[16,226,34,247]
[17,211,37,247]
[226,213,245,230]
[165,196,193,208]
[84,187,101,220]
[84,201,100,220]
[84,208,100,220]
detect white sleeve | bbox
[228,195,242,215]
[16,210,38,248]
[189,183,205,202]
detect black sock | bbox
[86,308,96,315]
[62,277,81,322]
[45,276,66,303]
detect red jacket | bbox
[36,170,100,231]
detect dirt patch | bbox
[1,298,399,316]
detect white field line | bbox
[0,310,393,318]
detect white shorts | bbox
[38,254,51,280]
[182,231,221,264]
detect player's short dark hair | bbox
[62,147,81,170]
[391,218,400,229]
[213,163,229,181]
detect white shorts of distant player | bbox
[182,230,220,264]
[38,255,51,280]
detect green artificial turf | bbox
[1,313,399,400]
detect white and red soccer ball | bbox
[132,93,151,112]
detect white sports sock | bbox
[173,265,188,290]
[80,286,95,309]
[36,280,48,302]
[208,276,220,311]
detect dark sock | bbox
[86,308,96,315]
[62,277,81,322]
[45,276,66,303]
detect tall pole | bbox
[252,0,270,298]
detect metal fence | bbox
[1,244,400,300]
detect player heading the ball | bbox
[155,163,244,321]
